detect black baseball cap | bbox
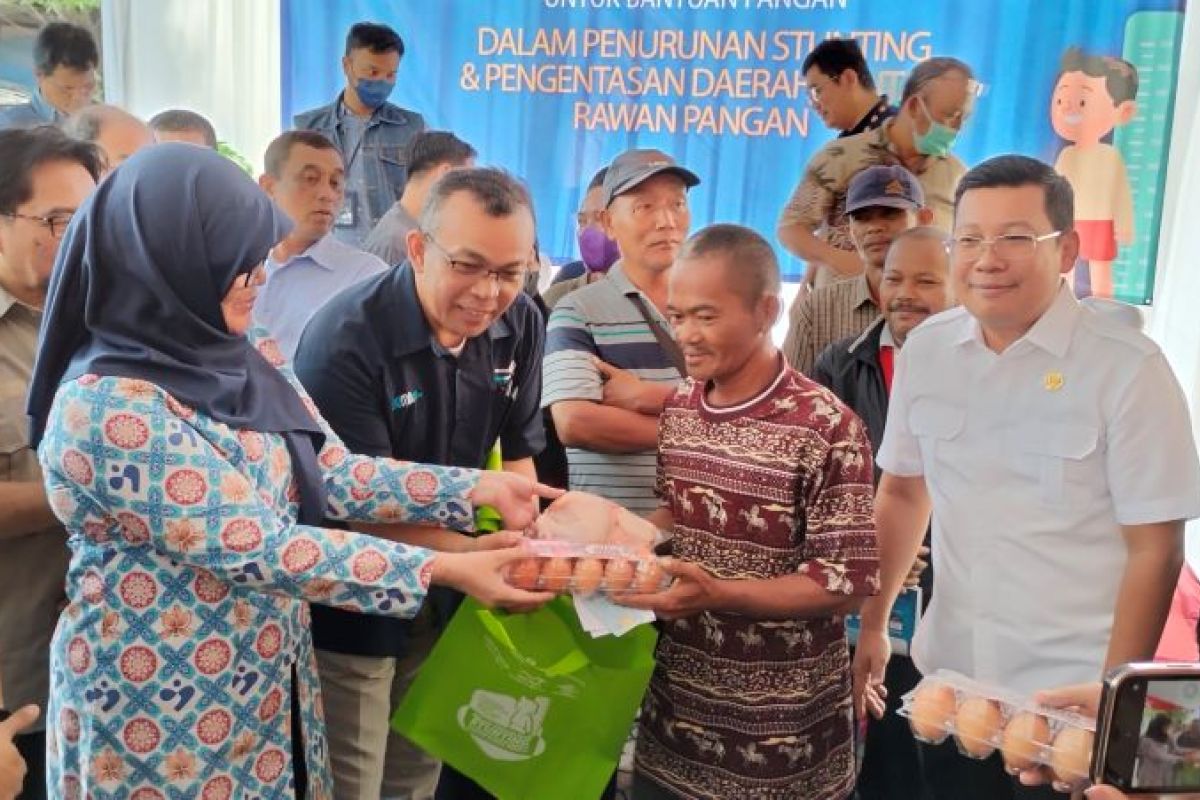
[601,149,700,207]
[845,164,925,214]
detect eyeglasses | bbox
[3,212,74,238]
[806,74,839,102]
[423,232,528,287]
[949,231,1063,262]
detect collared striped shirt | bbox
[542,263,680,512]
[782,272,880,376]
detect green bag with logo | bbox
[392,596,658,800]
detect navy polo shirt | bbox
[293,263,546,657]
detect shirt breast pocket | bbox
[0,392,31,481]
[1018,422,1103,505]
[908,397,966,476]
[378,146,409,188]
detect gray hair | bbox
[419,167,535,233]
[901,57,974,102]
[63,104,147,145]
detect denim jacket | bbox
[294,92,426,232]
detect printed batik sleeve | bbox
[797,402,879,597]
[41,376,437,617]
[250,328,479,530]
[777,148,837,234]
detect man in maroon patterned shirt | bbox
[619,224,879,800]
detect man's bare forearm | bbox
[858,473,931,631]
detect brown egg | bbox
[540,558,574,593]
[507,558,542,591]
[632,559,666,593]
[908,681,957,743]
[1049,726,1093,787]
[954,697,1003,757]
[603,559,635,592]
[573,558,605,596]
[1001,712,1051,772]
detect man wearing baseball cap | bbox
[542,149,700,513]
[783,164,932,376]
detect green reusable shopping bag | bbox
[473,442,504,533]
[392,596,658,800]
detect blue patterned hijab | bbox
[27,143,328,523]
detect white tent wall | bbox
[1150,6,1200,566]
[100,0,281,174]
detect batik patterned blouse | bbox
[38,332,477,800]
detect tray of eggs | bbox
[504,540,671,596]
[900,671,1095,793]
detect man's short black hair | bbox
[802,39,875,91]
[678,223,781,307]
[1058,47,1139,105]
[0,126,102,215]
[148,109,218,148]
[263,130,341,178]
[33,22,99,75]
[901,56,974,102]
[344,22,405,58]
[953,154,1074,233]
[406,131,476,178]
[420,168,536,234]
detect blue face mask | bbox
[913,97,959,158]
[354,78,395,110]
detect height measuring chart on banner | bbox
[281,0,1186,301]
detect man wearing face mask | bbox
[542,167,621,309]
[778,57,973,290]
[296,22,426,247]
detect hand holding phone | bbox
[1091,662,1200,797]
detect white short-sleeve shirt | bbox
[878,282,1200,693]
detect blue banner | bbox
[281,0,1185,299]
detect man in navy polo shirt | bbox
[293,168,544,800]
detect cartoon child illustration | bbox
[1051,47,1139,298]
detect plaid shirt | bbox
[782,273,880,376]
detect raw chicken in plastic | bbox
[530,491,659,550]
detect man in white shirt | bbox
[853,154,1200,799]
[252,130,388,359]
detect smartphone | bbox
[1094,662,1200,794]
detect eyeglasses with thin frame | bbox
[806,71,841,101]
[948,230,1063,262]
[2,211,74,238]
[422,232,529,287]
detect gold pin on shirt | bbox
[1043,371,1065,392]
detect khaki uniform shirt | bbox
[0,285,69,727]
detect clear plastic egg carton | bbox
[898,670,1096,793]
[504,540,672,596]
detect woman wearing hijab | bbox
[25,144,556,799]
